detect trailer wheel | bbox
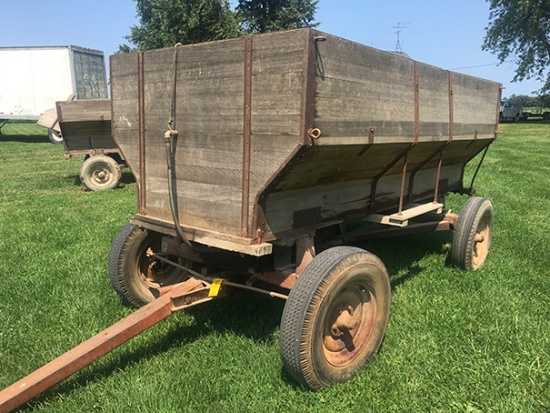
[279,246,391,389]
[48,129,63,144]
[108,223,189,307]
[450,197,493,270]
[80,155,121,191]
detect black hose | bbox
[165,43,192,248]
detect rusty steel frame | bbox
[138,51,147,214]
[369,144,414,213]
[0,279,212,413]
[242,36,253,238]
[329,210,459,247]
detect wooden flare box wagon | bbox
[0,28,500,411]
[57,99,127,191]
[109,28,499,386]
[38,98,126,191]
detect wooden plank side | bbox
[110,53,140,181]
[141,42,245,134]
[313,33,415,142]
[452,73,500,139]
[139,39,246,236]
[145,177,243,234]
[57,99,110,123]
[248,30,309,233]
[416,62,451,141]
[250,31,305,135]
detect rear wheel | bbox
[450,197,493,270]
[48,129,63,144]
[279,246,391,389]
[108,223,189,307]
[80,155,121,191]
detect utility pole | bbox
[393,22,409,53]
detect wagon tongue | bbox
[0,278,211,413]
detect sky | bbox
[0,0,544,98]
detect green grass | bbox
[0,122,548,412]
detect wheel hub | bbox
[330,305,360,338]
[323,285,376,366]
[472,215,491,266]
[92,167,111,184]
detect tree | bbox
[237,0,318,33]
[482,0,550,92]
[119,0,241,52]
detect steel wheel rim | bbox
[90,162,114,187]
[136,238,187,290]
[322,278,376,367]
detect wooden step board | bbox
[367,202,444,227]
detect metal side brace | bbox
[0,278,212,413]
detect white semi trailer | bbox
[0,45,107,139]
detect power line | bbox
[450,60,515,70]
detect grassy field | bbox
[0,122,548,412]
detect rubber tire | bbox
[450,197,493,270]
[279,246,391,390]
[80,155,121,191]
[48,129,63,144]
[108,222,188,307]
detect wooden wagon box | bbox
[110,28,501,256]
[56,99,114,158]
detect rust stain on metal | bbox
[252,270,298,290]
[433,151,444,202]
[138,51,146,214]
[300,29,318,146]
[241,36,253,238]
[295,234,316,275]
[407,142,449,202]
[369,127,375,144]
[414,61,420,144]
[448,71,454,142]
[397,152,409,215]
[370,144,413,212]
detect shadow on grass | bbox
[500,119,550,125]
[20,231,455,409]
[23,292,286,411]
[0,134,50,144]
[67,170,135,189]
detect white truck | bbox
[0,45,108,141]
[499,100,527,122]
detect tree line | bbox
[505,94,550,109]
[118,0,318,53]
[119,0,550,96]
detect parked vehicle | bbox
[0,29,501,411]
[38,99,126,191]
[499,100,527,122]
[0,46,107,140]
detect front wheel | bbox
[108,223,189,307]
[279,247,391,389]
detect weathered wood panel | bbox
[56,99,115,154]
[452,73,500,139]
[314,34,415,142]
[110,53,140,179]
[110,28,500,251]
